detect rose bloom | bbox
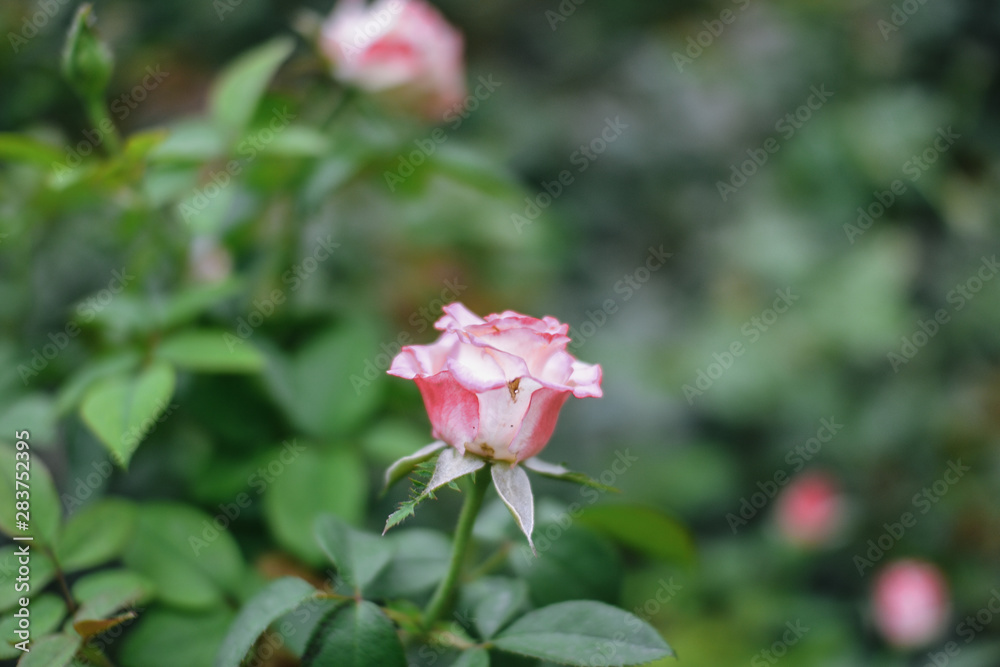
[388,303,602,463]
[320,0,466,120]
[774,471,845,547]
[872,559,950,648]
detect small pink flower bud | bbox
[775,471,845,547]
[873,559,950,648]
[320,0,466,121]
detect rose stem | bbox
[421,466,489,632]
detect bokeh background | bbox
[2,0,1000,665]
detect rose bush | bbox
[388,302,602,463]
[320,0,465,120]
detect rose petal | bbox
[508,387,570,462]
[413,372,479,451]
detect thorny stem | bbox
[420,467,489,633]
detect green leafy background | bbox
[1,0,999,665]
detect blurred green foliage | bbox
[1,0,999,665]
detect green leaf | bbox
[17,633,79,667]
[214,577,319,667]
[262,322,384,439]
[78,294,154,339]
[0,547,53,614]
[122,129,169,162]
[382,502,420,535]
[55,351,141,415]
[122,503,244,610]
[56,499,138,572]
[577,505,696,570]
[149,120,227,163]
[0,395,57,449]
[276,597,343,658]
[314,515,393,595]
[257,125,331,157]
[491,463,535,553]
[61,4,113,102]
[302,601,406,667]
[0,442,61,546]
[382,441,446,494]
[493,601,674,666]
[210,37,294,141]
[367,529,450,598]
[71,570,155,606]
[522,458,620,493]
[155,329,264,373]
[511,525,622,608]
[0,594,65,659]
[0,134,64,167]
[119,608,234,667]
[158,279,242,329]
[79,361,176,468]
[451,649,490,667]
[460,577,529,640]
[264,446,368,564]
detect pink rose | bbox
[872,559,950,648]
[320,0,466,120]
[388,302,602,463]
[774,472,845,547]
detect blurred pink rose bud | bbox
[388,302,602,462]
[873,559,950,648]
[320,0,466,120]
[774,471,845,547]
